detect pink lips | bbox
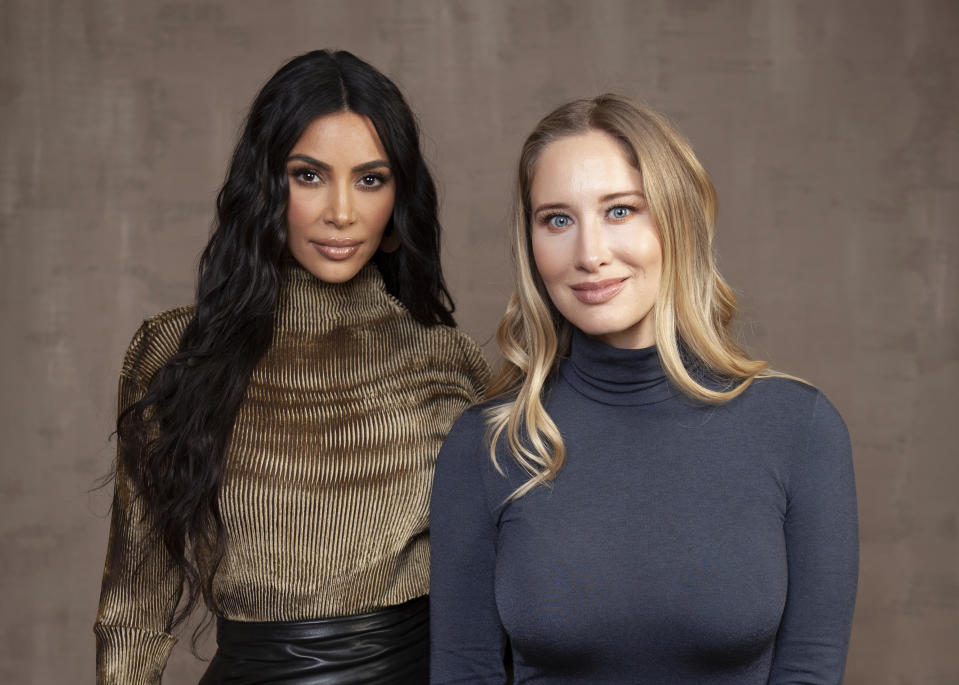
[570,277,628,304]
[311,239,362,261]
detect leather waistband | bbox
[200,596,429,684]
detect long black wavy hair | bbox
[114,49,455,635]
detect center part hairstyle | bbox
[485,94,772,500]
[114,49,453,637]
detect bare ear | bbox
[379,230,401,253]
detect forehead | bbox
[290,111,387,160]
[530,130,642,203]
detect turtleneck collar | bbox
[559,327,675,406]
[276,260,400,334]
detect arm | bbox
[94,326,184,684]
[449,329,492,404]
[430,409,508,684]
[769,392,858,684]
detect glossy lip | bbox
[310,238,362,261]
[569,277,628,304]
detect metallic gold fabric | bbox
[94,263,489,684]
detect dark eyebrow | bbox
[287,154,331,171]
[351,159,391,173]
[286,154,390,174]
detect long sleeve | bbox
[431,332,859,684]
[430,408,508,684]
[768,392,859,684]
[94,323,185,685]
[92,271,490,682]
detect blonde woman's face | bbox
[529,130,662,349]
[285,112,395,283]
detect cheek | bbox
[620,227,663,276]
[286,188,315,234]
[363,188,396,234]
[372,201,394,232]
[639,239,663,275]
[531,232,568,285]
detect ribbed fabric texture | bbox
[94,262,489,685]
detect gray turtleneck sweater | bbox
[430,329,857,684]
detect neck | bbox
[276,260,396,334]
[560,327,674,406]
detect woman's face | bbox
[285,111,396,283]
[529,130,662,349]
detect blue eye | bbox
[609,206,631,220]
[547,214,571,229]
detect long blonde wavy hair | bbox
[485,94,778,501]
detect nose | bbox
[574,218,611,272]
[325,182,355,228]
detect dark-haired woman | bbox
[94,50,488,684]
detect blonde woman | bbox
[430,95,858,684]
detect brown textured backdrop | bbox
[1,1,957,683]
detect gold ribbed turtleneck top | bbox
[94,263,489,684]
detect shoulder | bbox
[432,405,502,529]
[738,376,851,473]
[445,403,491,442]
[438,401,515,475]
[393,319,492,398]
[435,401,533,513]
[737,375,844,426]
[431,326,491,380]
[434,405,497,491]
[120,305,195,388]
[437,404,495,467]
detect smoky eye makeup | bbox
[356,170,392,190]
[288,165,323,186]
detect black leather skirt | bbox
[198,596,429,684]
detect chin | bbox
[293,250,370,284]
[563,312,624,340]
[565,313,654,349]
[311,265,364,283]
[577,325,624,344]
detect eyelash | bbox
[607,204,638,220]
[290,167,321,186]
[356,173,388,189]
[288,168,390,190]
[537,204,640,229]
[539,212,571,230]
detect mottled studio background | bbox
[1,1,957,683]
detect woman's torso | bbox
[431,330,856,684]
[96,263,489,642]
[211,277,486,619]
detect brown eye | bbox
[291,168,320,184]
[358,174,384,188]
